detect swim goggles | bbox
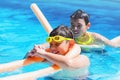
[46,35,71,43]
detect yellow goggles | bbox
[46,36,71,43]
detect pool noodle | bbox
[0,57,44,73]
[31,3,53,34]
[0,58,33,73]
[0,3,60,79]
[0,67,61,80]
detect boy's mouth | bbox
[72,29,79,34]
[51,50,59,54]
[55,51,59,54]
[74,31,79,34]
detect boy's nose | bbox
[50,46,56,51]
[74,26,78,30]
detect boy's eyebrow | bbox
[77,23,82,25]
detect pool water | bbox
[0,0,120,80]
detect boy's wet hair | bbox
[49,25,74,39]
[70,9,90,25]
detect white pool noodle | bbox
[30,3,53,34]
[0,67,61,80]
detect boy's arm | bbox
[111,36,120,44]
[65,44,81,58]
[93,33,120,48]
[35,44,81,68]
[38,51,70,68]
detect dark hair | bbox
[70,9,90,25]
[49,25,73,39]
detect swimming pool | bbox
[0,0,120,80]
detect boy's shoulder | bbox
[88,32,100,36]
[88,32,103,39]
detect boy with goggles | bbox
[27,25,90,80]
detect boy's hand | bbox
[25,44,47,58]
[26,49,40,58]
[34,45,47,55]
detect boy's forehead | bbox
[71,19,85,23]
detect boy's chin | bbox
[74,34,79,38]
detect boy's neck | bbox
[77,33,88,41]
[75,32,93,44]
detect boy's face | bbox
[70,19,89,38]
[50,40,69,55]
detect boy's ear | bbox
[87,23,90,29]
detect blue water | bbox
[0,0,120,80]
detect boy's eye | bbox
[54,36,60,40]
[50,43,53,47]
[71,25,75,29]
[50,43,61,47]
[77,24,82,28]
[77,25,82,28]
[71,24,75,28]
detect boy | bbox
[28,25,90,80]
[70,9,120,52]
